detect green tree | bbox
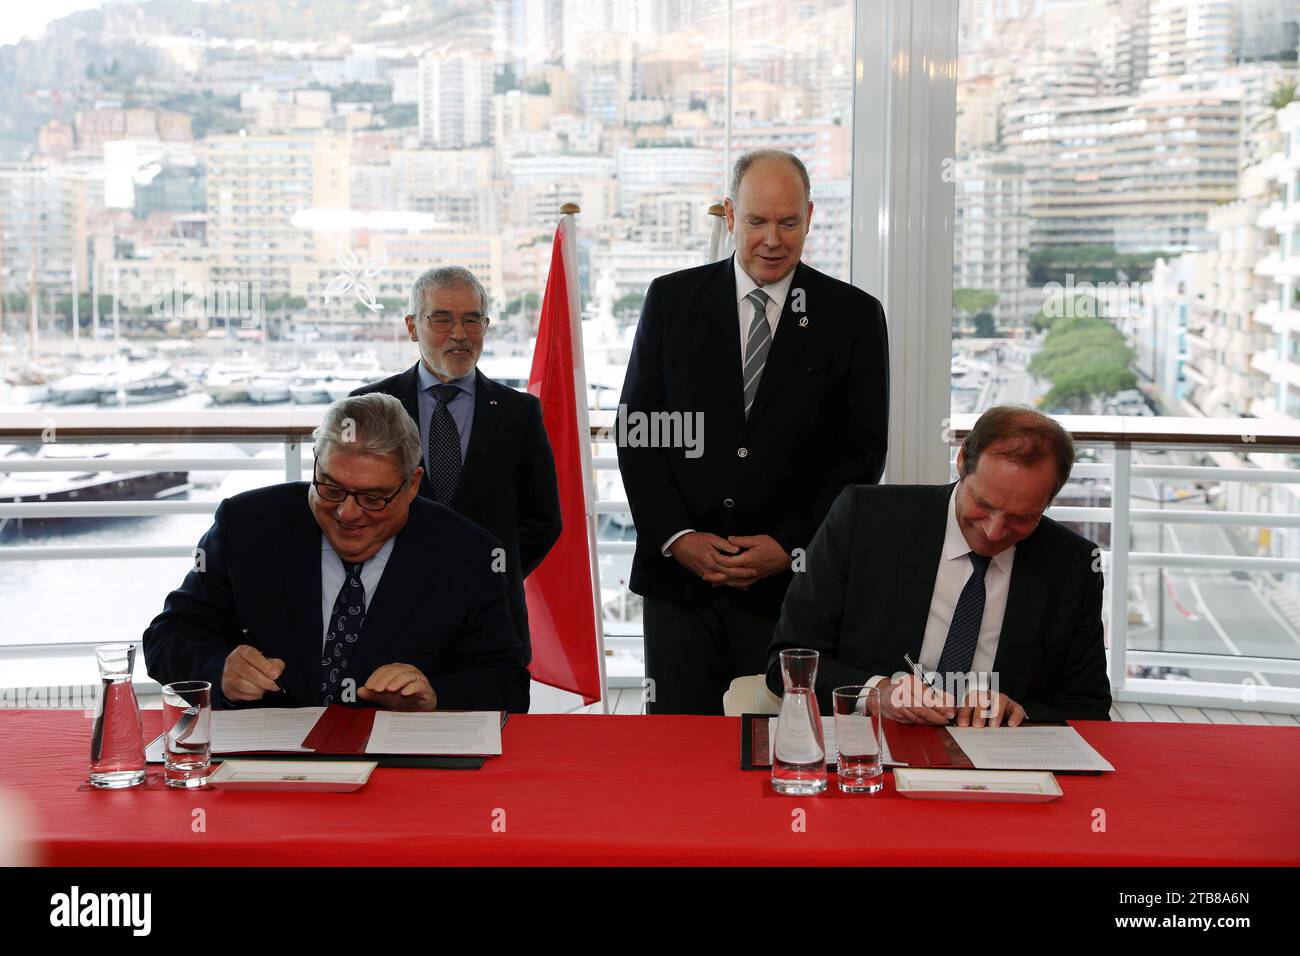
[1270,81,1298,111]
[953,288,998,314]
[1029,317,1136,411]
[614,291,645,315]
[973,311,996,338]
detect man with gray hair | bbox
[619,148,890,714]
[144,393,529,713]
[353,265,562,663]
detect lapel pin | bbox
[489,400,498,406]
[799,316,809,328]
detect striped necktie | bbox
[936,552,994,679]
[742,288,771,418]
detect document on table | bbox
[365,711,503,756]
[945,726,1114,772]
[210,707,324,753]
[766,716,903,767]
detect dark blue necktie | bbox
[321,556,366,706]
[428,383,462,505]
[935,553,993,678]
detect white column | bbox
[850,0,959,485]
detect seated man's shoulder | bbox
[1034,515,1102,565]
[840,482,944,511]
[218,482,309,524]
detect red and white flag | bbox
[525,213,606,706]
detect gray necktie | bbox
[742,288,771,418]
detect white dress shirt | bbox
[320,536,395,652]
[660,255,797,557]
[868,481,1015,691]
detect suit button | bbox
[737,447,748,458]
[723,498,735,508]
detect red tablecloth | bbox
[1,710,1297,866]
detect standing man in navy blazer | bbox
[352,266,562,664]
[143,394,529,712]
[618,150,890,714]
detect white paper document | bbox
[210,707,324,753]
[766,716,904,767]
[365,711,502,756]
[945,725,1114,772]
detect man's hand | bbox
[713,535,792,589]
[878,675,955,725]
[221,645,285,703]
[357,663,437,712]
[955,688,1026,727]
[669,532,743,585]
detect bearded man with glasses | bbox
[352,266,562,665]
[143,393,529,713]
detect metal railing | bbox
[2,409,1299,711]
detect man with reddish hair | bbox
[767,405,1111,724]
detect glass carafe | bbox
[771,648,827,795]
[88,643,146,789]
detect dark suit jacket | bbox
[765,483,1112,721]
[352,365,562,661]
[142,483,530,713]
[617,255,889,618]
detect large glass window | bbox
[0,0,853,688]
[955,0,1300,693]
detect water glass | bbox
[833,685,884,794]
[161,681,212,788]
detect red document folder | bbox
[881,721,976,769]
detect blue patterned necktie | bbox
[427,382,462,504]
[935,552,993,678]
[742,288,771,418]
[321,556,366,706]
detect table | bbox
[2,710,1297,866]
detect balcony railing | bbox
[2,410,1299,713]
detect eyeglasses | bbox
[414,312,490,335]
[311,466,411,512]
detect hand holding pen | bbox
[876,653,956,725]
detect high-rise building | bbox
[1238,0,1300,63]
[202,132,349,298]
[1250,100,1300,418]
[1003,90,1241,251]
[953,154,1033,329]
[0,163,86,297]
[1147,0,1239,79]
[418,53,494,148]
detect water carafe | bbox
[771,648,827,795]
[88,643,146,789]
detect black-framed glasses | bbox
[414,311,490,335]
[311,466,410,512]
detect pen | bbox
[903,653,935,691]
[904,653,952,721]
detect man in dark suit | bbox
[766,406,1112,725]
[619,149,889,714]
[352,266,562,663]
[144,393,529,713]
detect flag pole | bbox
[706,202,727,262]
[559,202,610,715]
